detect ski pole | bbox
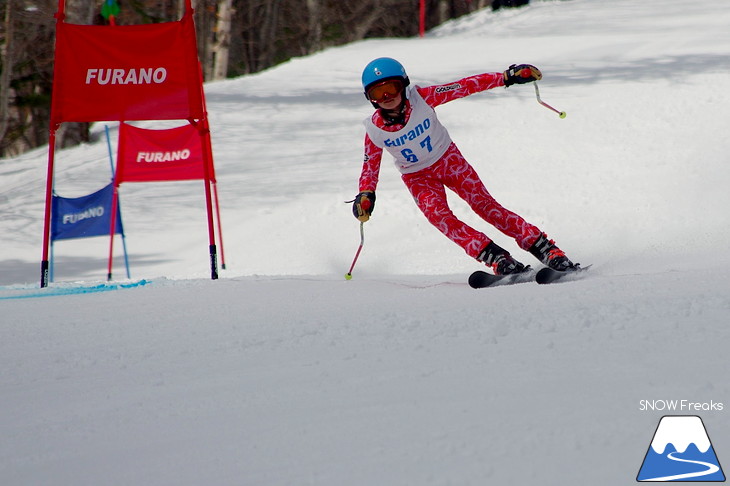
[345,222,364,280]
[534,82,566,119]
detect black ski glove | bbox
[351,191,376,222]
[503,64,542,86]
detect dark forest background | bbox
[0,0,530,157]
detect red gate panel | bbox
[116,123,205,183]
[51,13,203,124]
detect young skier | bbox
[351,57,576,275]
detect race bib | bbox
[365,87,452,174]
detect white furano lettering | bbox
[85,68,168,85]
[136,149,191,163]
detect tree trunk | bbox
[438,0,449,25]
[305,0,322,53]
[0,0,14,149]
[212,0,233,80]
[257,0,281,72]
[193,0,217,80]
[348,4,384,42]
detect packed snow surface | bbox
[1,0,729,484]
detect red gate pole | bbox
[201,131,219,280]
[40,128,58,287]
[106,184,120,281]
[419,0,426,37]
[199,87,226,270]
[190,116,219,280]
[40,0,67,287]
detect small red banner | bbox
[116,123,205,183]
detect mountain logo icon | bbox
[637,415,725,482]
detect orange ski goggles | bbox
[367,79,404,103]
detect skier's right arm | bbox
[359,134,382,193]
[352,134,382,222]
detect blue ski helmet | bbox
[361,57,410,102]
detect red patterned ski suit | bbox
[359,72,543,260]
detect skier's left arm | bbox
[418,72,504,107]
[418,64,542,107]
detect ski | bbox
[535,265,591,285]
[468,268,535,289]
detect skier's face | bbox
[376,91,402,110]
[368,79,403,107]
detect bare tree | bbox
[0,0,14,146]
[234,0,285,74]
[212,0,233,80]
[305,0,322,52]
[340,2,391,43]
[0,0,57,157]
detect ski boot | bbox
[478,241,529,276]
[528,233,576,271]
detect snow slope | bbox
[1,0,729,484]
